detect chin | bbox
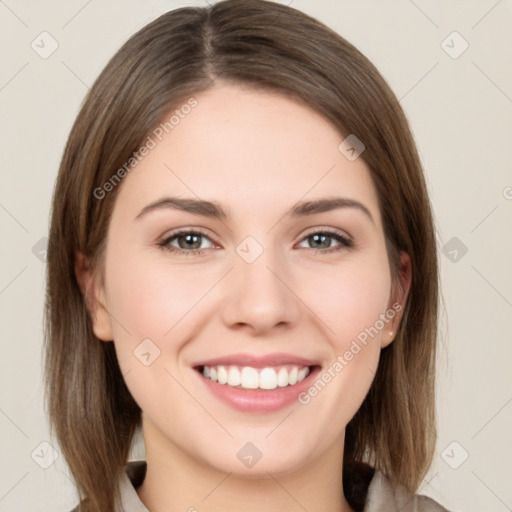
[195,436,317,479]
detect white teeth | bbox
[288,367,298,385]
[259,368,277,390]
[227,366,241,386]
[297,367,308,382]
[217,366,228,385]
[276,367,288,387]
[241,367,259,389]
[201,364,311,390]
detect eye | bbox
[158,227,353,257]
[297,228,353,253]
[158,229,216,256]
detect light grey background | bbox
[1,1,511,511]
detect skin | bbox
[76,82,411,512]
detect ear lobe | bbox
[381,251,412,349]
[74,252,114,342]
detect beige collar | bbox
[117,460,450,512]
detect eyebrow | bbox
[135,196,374,223]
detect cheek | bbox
[105,249,215,345]
[102,251,215,405]
[298,254,392,350]
[291,256,391,433]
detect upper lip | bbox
[193,352,320,369]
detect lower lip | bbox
[196,367,320,413]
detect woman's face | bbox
[84,82,409,476]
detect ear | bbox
[381,251,412,348]
[74,251,114,341]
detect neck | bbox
[136,419,355,512]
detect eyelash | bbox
[158,227,353,257]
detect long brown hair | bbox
[44,1,439,510]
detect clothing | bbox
[72,460,451,511]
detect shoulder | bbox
[364,469,452,512]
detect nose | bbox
[220,245,301,335]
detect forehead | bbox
[113,82,381,224]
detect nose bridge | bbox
[220,235,300,333]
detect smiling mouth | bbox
[195,364,318,391]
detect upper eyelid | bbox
[162,227,217,242]
[301,225,351,238]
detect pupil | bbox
[181,234,200,249]
[311,234,329,248]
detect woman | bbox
[44,1,450,510]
